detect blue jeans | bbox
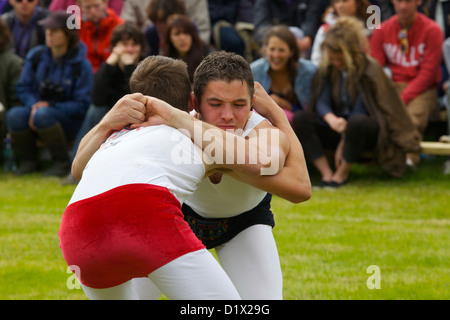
[6,105,82,139]
[70,104,109,161]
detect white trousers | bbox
[81,249,241,300]
[130,224,283,300]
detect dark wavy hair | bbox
[162,14,209,83]
[193,51,254,106]
[262,25,300,84]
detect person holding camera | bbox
[5,10,93,176]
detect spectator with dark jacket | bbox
[6,11,93,176]
[0,0,49,59]
[418,0,450,95]
[253,0,329,55]
[208,0,246,57]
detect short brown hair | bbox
[129,55,191,111]
[193,51,254,104]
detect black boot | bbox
[10,129,38,175]
[36,123,70,177]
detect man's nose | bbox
[221,105,234,121]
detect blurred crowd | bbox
[1,0,449,186]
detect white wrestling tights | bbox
[130,224,283,300]
[215,224,283,299]
[81,249,241,300]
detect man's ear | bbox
[188,92,200,113]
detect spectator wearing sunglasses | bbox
[0,0,49,59]
[370,0,443,167]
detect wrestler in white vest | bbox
[185,111,268,218]
[69,125,205,205]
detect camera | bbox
[39,79,66,102]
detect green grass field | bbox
[0,157,449,300]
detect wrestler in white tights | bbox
[130,224,283,300]
[81,249,241,300]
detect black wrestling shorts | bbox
[182,193,275,249]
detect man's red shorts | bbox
[59,184,205,289]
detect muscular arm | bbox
[143,84,310,203]
[142,96,289,179]
[226,82,311,203]
[72,89,310,204]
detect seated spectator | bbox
[78,0,123,72]
[418,0,450,97]
[1,0,49,59]
[0,18,23,143]
[292,17,421,188]
[370,0,444,166]
[253,0,329,57]
[250,24,316,123]
[311,0,373,66]
[207,0,248,59]
[49,0,123,16]
[121,0,211,45]
[63,21,144,184]
[144,0,186,56]
[6,10,93,176]
[162,14,212,84]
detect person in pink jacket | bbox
[370,0,443,166]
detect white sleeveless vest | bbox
[185,111,269,218]
[69,125,205,205]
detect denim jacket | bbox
[250,57,317,112]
